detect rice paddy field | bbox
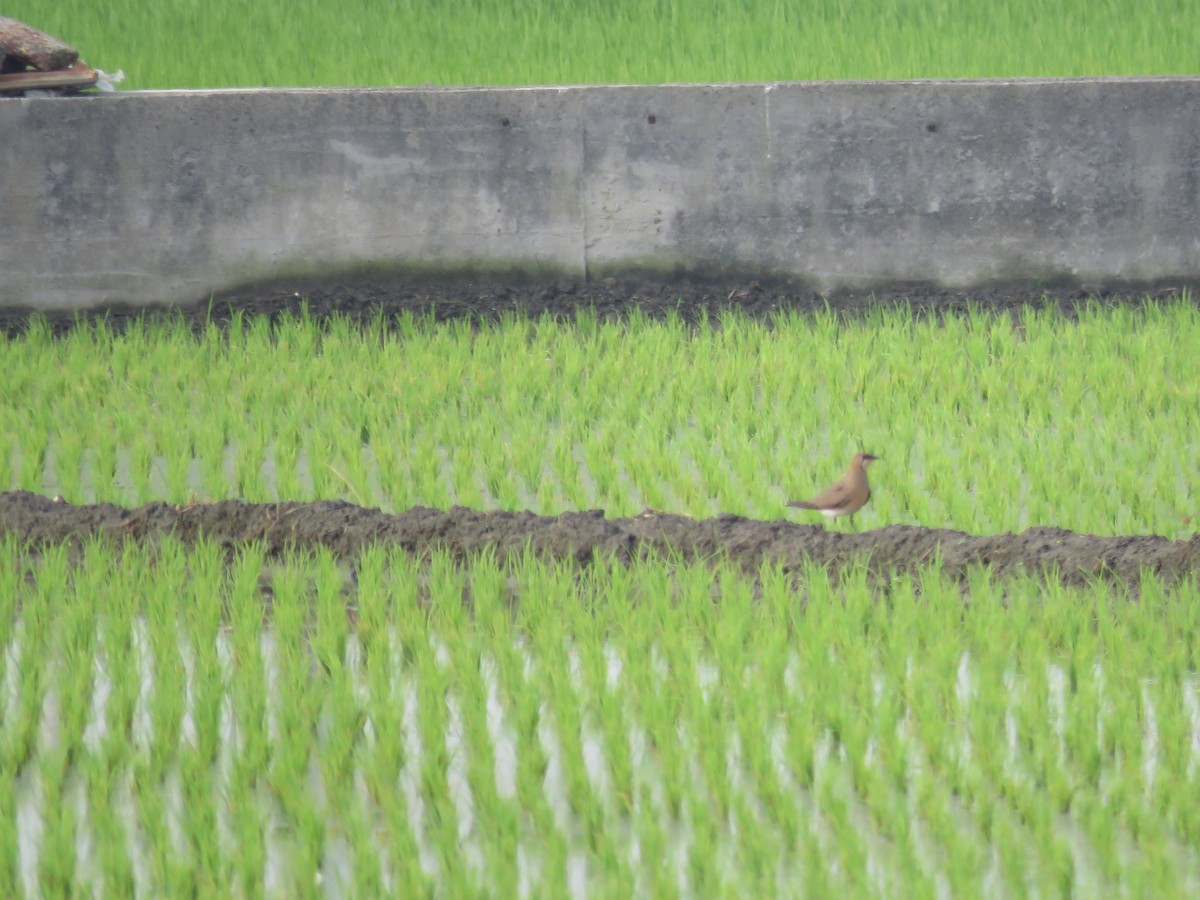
[3,304,1198,536]
[2,302,1200,895]
[9,0,1200,90]
[5,1,1200,891]
[3,538,1200,897]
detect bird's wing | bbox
[810,480,854,510]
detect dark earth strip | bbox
[2,274,1197,337]
[3,491,1197,588]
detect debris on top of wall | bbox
[0,16,122,95]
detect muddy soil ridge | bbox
[3,491,1197,589]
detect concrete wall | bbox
[3,78,1200,309]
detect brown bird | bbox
[787,453,880,527]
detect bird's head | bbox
[855,453,880,469]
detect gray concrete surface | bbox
[2,78,1199,309]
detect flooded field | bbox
[3,290,1199,893]
[3,539,1199,896]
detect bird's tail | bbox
[786,500,817,509]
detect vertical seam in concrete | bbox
[764,83,774,161]
[580,120,591,284]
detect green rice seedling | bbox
[479,629,538,822]
[408,439,447,508]
[451,653,519,889]
[0,537,24,685]
[311,604,378,895]
[35,757,78,895]
[582,437,623,512]
[984,805,1037,894]
[506,588,577,875]
[48,422,87,504]
[511,679,563,870]
[567,443,600,509]
[686,783,728,895]
[221,545,271,894]
[0,433,16,493]
[157,436,193,503]
[822,735,878,888]
[269,438,301,502]
[630,790,672,895]
[939,797,991,896]
[303,431,338,502]
[455,565,519,818]
[190,420,228,502]
[78,615,137,891]
[122,433,155,504]
[335,776,385,898]
[351,544,394,658]
[729,703,789,880]
[549,642,613,838]
[404,558,483,892]
[310,550,351,672]
[0,776,14,895]
[263,559,325,894]
[316,432,367,513]
[483,456,522,511]
[634,701,693,825]
[1124,834,1185,899]
[359,723,428,896]
[33,544,110,895]
[4,547,60,777]
[223,429,264,503]
[354,556,432,893]
[132,549,183,769]
[170,541,227,889]
[11,438,47,500]
[83,418,120,505]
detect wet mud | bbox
[3,491,1197,589]
[2,273,1196,337]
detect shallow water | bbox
[7,625,1200,897]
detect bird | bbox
[787,453,880,528]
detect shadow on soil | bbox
[2,273,1197,337]
[3,492,1197,589]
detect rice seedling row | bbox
[3,305,1198,538]
[3,537,1198,894]
[9,0,1198,91]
